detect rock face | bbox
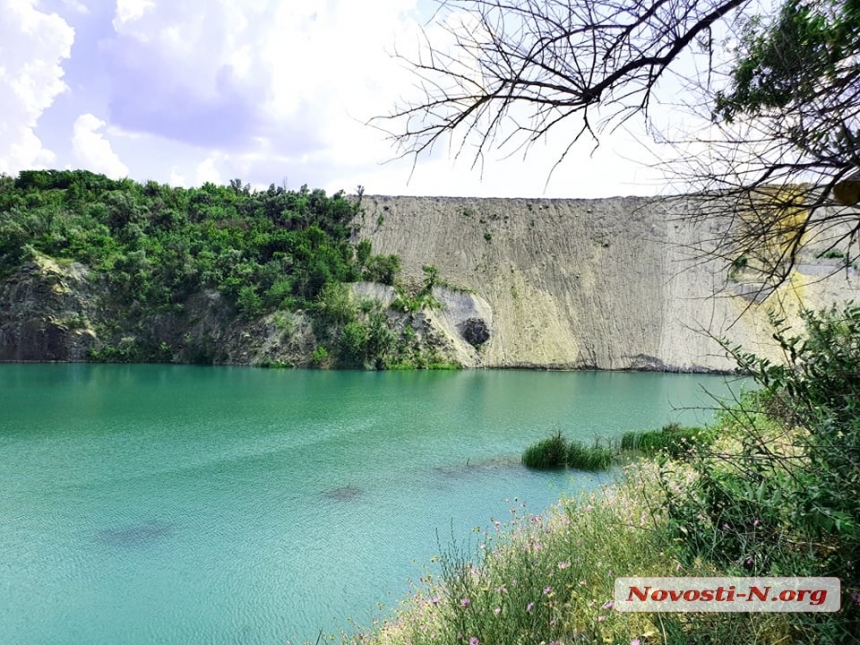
[355,195,860,371]
[0,255,99,361]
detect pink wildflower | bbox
[543,586,553,595]
[469,638,479,645]
[598,615,606,622]
[460,598,471,608]
[493,607,501,616]
[526,602,535,612]
[602,600,614,610]
[557,561,570,570]
[631,640,641,645]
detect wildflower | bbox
[543,586,553,595]
[469,637,479,645]
[558,561,570,570]
[602,600,614,609]
[493,607,501,616]
[598,615,606,622]
[851,592,860,604]
[631,640,641,645]
[430,596,441,605]
[526,602,535,612]
[497,585,507,594]
[753,518,761,528]
[460,598,471,608]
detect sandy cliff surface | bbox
[356,195,860,371]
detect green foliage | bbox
[0,170,400,318]
[716,0,860,123]
[363,253,400,285]
[236,285,263,319]
[565,440,613,471]
[339,321,370,367]
[659,303,860,640]
[315,282,358,326]
[522,431,613,471]
[311,345,330,367]
[620,422,711,458]
[521,430,567,469]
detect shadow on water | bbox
[322,485,363,502]
[96,520,174,547]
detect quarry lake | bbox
[0,365,741,645]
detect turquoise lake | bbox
[0,365,742,644]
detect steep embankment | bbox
[355,195,860,371]
[3,191,857,370]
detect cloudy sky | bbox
[1,0,672,198]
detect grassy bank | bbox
[335,460,812,645]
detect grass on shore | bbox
[332,459,799,645]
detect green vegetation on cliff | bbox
[0,170,397,312]
[0,170,456,367]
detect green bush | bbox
[0,170,403,332]
[658,304,860,640]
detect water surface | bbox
[0,366,740,644]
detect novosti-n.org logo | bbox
[614,577,841,612]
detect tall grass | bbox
[522,432,614,471]
[620,422,711,458]
[521,430,567,469]
[565,440,612,470]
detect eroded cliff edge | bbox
[354,195,860,371]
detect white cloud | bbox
[61,0,90,14]
[195,156,222,185]
[87,0,670,197]
[0,0,74,174]
[72,113,129,178]
[169,169,188,187]
[114,0,155,26]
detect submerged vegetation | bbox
[340,303,860,644]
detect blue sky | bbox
[1,0,670,198]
